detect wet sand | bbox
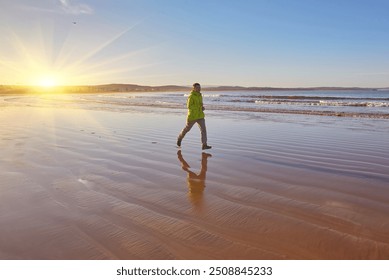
[0,104,389,259]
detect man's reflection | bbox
[177,150,212,211]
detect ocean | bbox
[2,89,389,119]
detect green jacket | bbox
[187,90,205,121]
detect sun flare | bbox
[31,72,66,89]
[1,19,148,88]
[38,76,58,88]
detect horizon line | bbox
[1,83,388,89]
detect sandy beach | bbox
[1,95,389,260]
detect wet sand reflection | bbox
[177,150,212,211]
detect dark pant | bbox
[178,118,207,145]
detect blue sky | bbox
[1,0,388,87]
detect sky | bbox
[1,0,389,87]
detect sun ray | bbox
[0,58,21,73]
[53,23,84,69]
[66,46,158,76]
[70,62,162,84]
[64,24,139,71]
[1,13,158,87]
[8,31,40,69]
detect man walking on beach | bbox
[177,83,212,150]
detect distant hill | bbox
[206,86,381,91]
[0,84,385,94]
[79,84,192,92]
[0,84,191,94]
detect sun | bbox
[3,22,146,88]
[38,76,59,88]
[39,77,57,88]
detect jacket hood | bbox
[191,90,201,96]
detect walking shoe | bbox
[177,139,181,147]
[202,144,212,150]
